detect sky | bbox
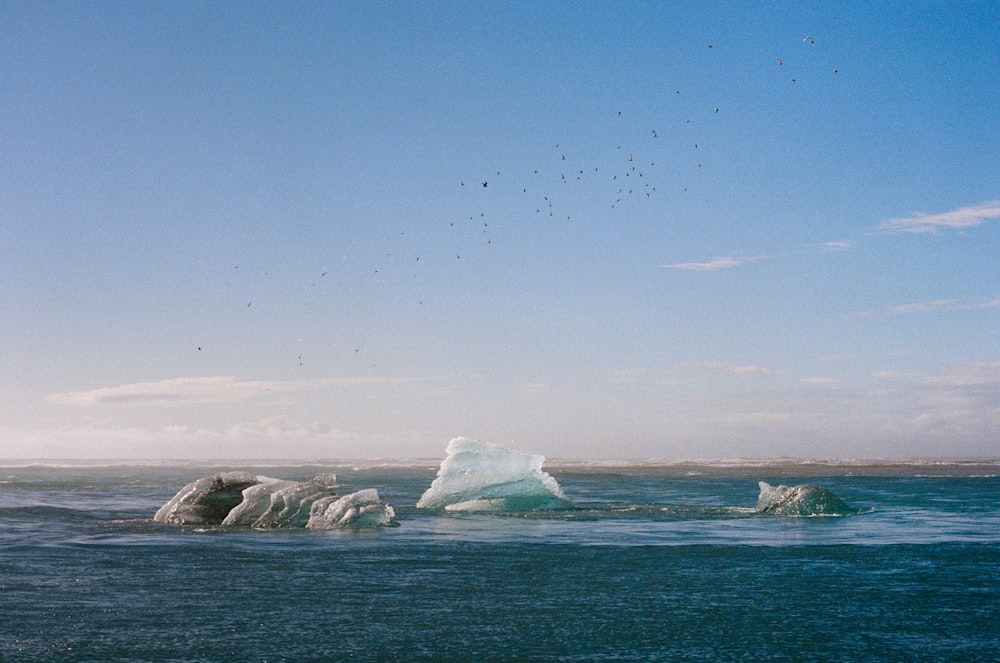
[2,1,999,460]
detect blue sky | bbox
[3,1,998,459]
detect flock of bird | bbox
[209,36,836,365]
[451,36,836,247]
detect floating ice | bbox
[416,437,571,512]
[223,474,340,528]
[154,471,262,525]
[307,489,397,529]
[755,481,862,516]
[154,472,396,528]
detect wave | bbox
[153,471,396,529]
[754,481,866,517]
[416,437,572,512]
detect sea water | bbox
[1,441,998,661]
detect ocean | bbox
[2,441,998,661]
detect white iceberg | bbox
[154,472,396,528]
[307,489,397,529]
[417,437,571,512]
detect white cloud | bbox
[879,200,1000,234]
[662,256,747,271]
[742,411,794,423]
[872,370,922,381]
[49,377,273,407]
[0,417,429,460]
[664,238,855,273]
[517,382,552,395]
[925,362,1000,387]
[605,367,682,386]
[605,363,775,385]
[886,297,1000,316]
[814,240,855,253]
[48,375,435,407]
[949,297,1000,311]
[700,362,776,378]
[800,376,841,385]
[889,299,960,315]
[864,364,1000,441]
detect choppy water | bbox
[1,459,998,661]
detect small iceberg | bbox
[306,489,397,529]
[154,471,396,529]
[154,471,260,525]
[755,481,863,517]
[417,437,571,512]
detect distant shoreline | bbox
[3,457,999,478]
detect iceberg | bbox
[154,472,396,528]
[306,489,397,529]
[222,474,340,528]
[153,471,262,525]
[416,437,571,512]
[755,481,862,516]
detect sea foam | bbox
[416,437,571,511]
